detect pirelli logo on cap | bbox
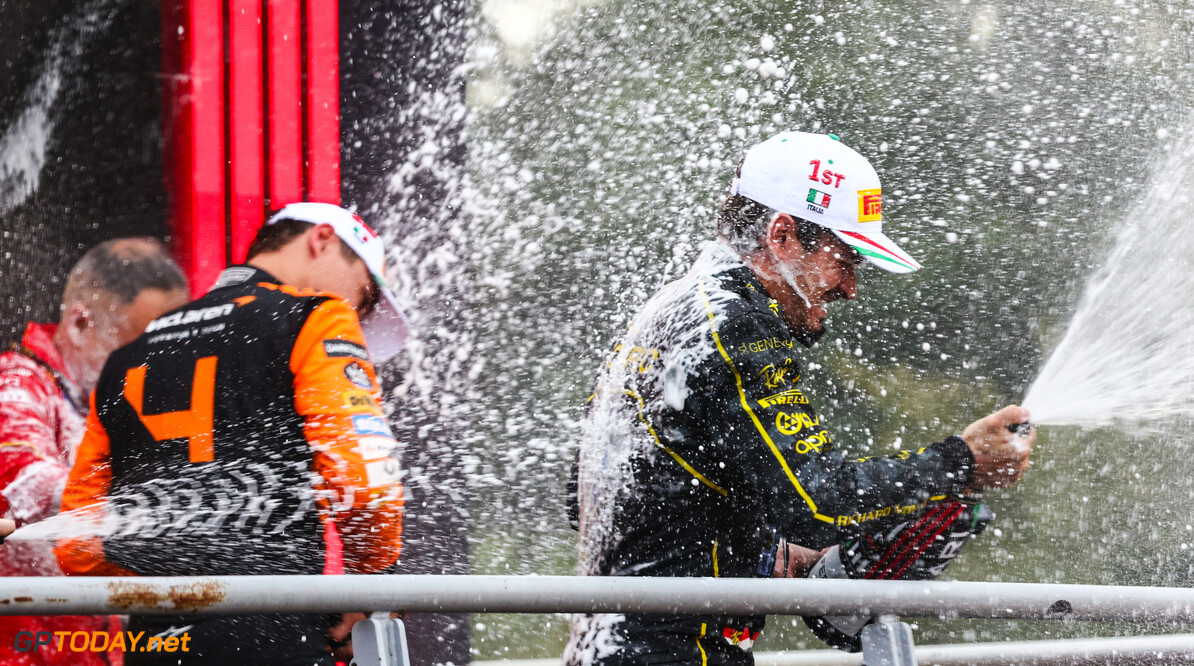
[323,340,369,361]
[858,188,882,222]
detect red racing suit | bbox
[0,323,121,665]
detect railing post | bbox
[860,614,917,666]
[349,612,411,666]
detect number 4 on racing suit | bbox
[55,266,404,666]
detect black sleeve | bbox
[705,311,974,549]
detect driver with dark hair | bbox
[566,132,1034,665]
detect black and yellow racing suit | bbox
[565,242,973,665]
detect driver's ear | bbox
[308,223,337,257]
[768,214,794,247]
[62,302,93,346]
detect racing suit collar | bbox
[210,265,283,292]
[19,323,70,383]
[720,264,826,348]
[15,322,86,412]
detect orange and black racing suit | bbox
[565,242,974,665]
[55,266,404,665]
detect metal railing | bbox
[0,576,1191,665]
[1,575,1190,620]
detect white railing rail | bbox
[2,576,1191,665]
[0,575,1190,621]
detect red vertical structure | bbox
[163,0,341,292]
[266,0,303,210]
[228,0,265,264]
[305,0,340,203]
[162,0,226,296]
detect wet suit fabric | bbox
[592,617,754,666]
[0,324,85,529]
[0,323,121,666]
[55,266,404,665]
[566,242,973,664]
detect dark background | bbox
[0,0,469,662]
[0,0,166,340]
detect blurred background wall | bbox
[0,0,469,662]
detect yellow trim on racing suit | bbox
[697,282,835,524]
[623,388,728,497]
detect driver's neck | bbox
[742,250,822,346]
[246,246,310,290]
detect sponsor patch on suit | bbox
[323,340,369,361]
[352,414,393,438]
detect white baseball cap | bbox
[730,131,922,273]
[267,202,410,362]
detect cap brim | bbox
[360,279,411,364]
[831,229,922,274]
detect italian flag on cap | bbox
[730,130,923,273]
[832,229,923,274]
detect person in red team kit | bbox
[0,239,189,665]
[56,203,410,665]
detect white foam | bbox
[0,57,61,213]
[1024,117,1194,428]
[575,241,743,578]
[0,0,124,213]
